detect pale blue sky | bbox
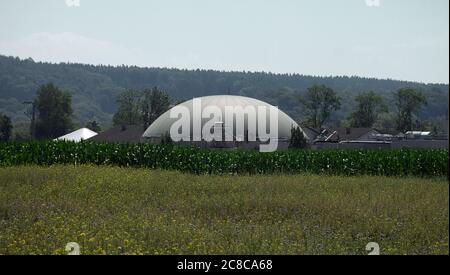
[0,0,448,83]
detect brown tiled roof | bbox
[89,125,145,143]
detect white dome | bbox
[142,95,303,140]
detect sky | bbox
[0,0,448,84]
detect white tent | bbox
[55,128,98,142]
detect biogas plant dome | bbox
[142,95,304,143]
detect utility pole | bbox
[23,101,36,139]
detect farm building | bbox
[90,125,144,143]
[310,127,449,150]
[405,131,432,140]
[300,125,322,142]
[142,95,303,149]
[323,128,381,142]
[56,128,97,142]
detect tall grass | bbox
[0,141,448,177]
[0,165,448,255]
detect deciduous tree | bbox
[85,120,101,132]
[300,85,341,128]
[289,126,308,149]
[34,83,73,139]
[349,91,387,128]
[112,90,142,126]
[141,87,171,129]
[394,88,427,132]
[0,112,12,142]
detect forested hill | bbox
[0,54,448,134]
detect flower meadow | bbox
[0,141,448,177]
[0,165,448,255]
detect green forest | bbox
[0,55,448,137]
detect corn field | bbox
[0,141,448,177]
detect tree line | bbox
[299,84,428,131]
[1,55,448,138]
[0,84,171,140]
[0,82,431,142]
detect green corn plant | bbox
[0,140,448,178]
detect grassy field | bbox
[0,165,448,255]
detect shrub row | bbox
[0,141,448,177]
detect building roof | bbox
[89,125,144,143]
[326,128,380,142]
[142,95,303,140]
[376,129,404,136]
[301,125,321,141]
[405,131,431,136]
[56,128,98,142]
